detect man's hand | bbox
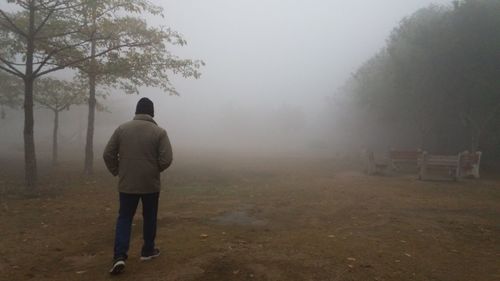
[104,127,121,176]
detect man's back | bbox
[103,114,172,194]
[105,98,171,275]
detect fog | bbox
[0,0,451,162]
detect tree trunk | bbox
[419,127,427,150]
[470,128,480,153]
[470,132,475,152]
[84,73,96,175]
[24,76,37,189]
[83,10,97,175]
[24,1,37,190]
[52,110,59,166]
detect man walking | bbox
[103,97,173,275]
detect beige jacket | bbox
[103,114,173,194]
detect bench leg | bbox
[419,153,428,181]
[472,165,480,179]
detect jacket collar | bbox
[134,114,157,125]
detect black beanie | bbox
[135,98,154,117]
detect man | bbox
[103,97,173,275]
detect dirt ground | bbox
[0,157,499,281]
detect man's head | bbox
[135,97,154,117]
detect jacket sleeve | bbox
[103,127,120,176]
[158,129,173,172]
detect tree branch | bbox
[34,5,57,35]
[94,3,129,20]
[480,102,500,130]
[36,101,56,111]
[35,40,152,77]
[37,0,84,12]
[0,64,24,78]
[35,29,81,40]
[33,36,108,75]
[0,57,24,77]
[0,9,27,37]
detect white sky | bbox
[93,0,453,154]
[143,0,450,114]
[0,0,455,157]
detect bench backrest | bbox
[419,151,462,180]
[425,154,460,167]
[460,151,482,168]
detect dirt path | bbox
[0,158,499,280]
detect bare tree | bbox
[0,0,203,188]
[34,77,85,165]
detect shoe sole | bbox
[140,252,160,261]
[109,261,125,275]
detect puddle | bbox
[211,210,266,226]
[62,253,96,268]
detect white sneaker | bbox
[109,259,125,275]
[140,248,160,261]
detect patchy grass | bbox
[0,157,499,281]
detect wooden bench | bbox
[419,152,462,181]
[389,149,423,171]
[363,150,389,175]
[460,151,482,179]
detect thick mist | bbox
[0,0,451,164]
[2,2,499,279]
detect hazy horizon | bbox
[0,0,453,161]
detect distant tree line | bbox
[0,0,203,190]
[331,0,500,165]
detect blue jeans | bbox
[113,192,159,260]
